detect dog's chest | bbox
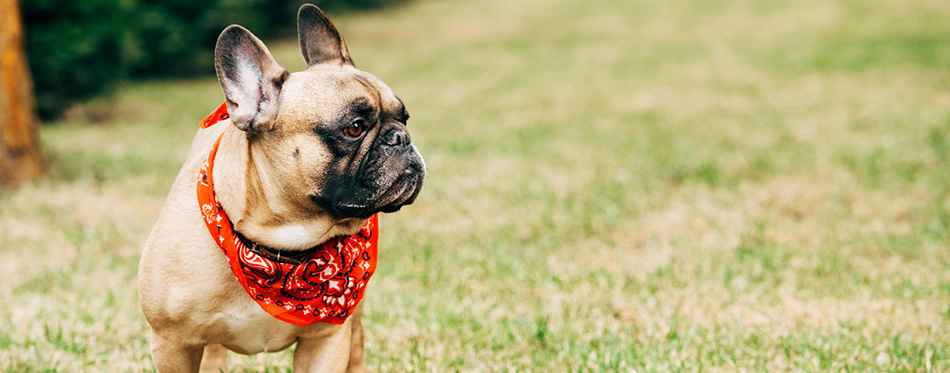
[218,306,300,354]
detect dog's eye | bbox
[343,119,365,137]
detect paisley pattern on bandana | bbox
[196,102,378,326]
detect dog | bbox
[137,4,425,372]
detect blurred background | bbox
[1,0,949,370]
[20,0,405,120]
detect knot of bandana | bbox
[196,102,378,326]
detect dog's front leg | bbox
[149,332,205,372]
[346,303,368,373]
[293,322,352,373]
[198,343,228,373]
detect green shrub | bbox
[21,0,131,120]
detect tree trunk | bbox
[0,0,43,187]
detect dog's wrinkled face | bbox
[214,5,424,225]
[270,69,425,220]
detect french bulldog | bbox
[137,4,424,372]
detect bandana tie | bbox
[196,102,378,326]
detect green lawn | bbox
[3,0,950,370]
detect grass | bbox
[2,0,950,370]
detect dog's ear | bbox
[297,4,354,67]
[214,25,289,132]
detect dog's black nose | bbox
[382,128,410,147]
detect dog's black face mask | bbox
[310,96,425,219]
[308,89,426,220]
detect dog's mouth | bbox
[376,167,425,213]
[309,164,425,220]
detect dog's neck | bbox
[211,126,363,250]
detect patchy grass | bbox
[2,0,950,370]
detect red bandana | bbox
[196,102,378,326]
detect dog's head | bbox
[213,4,424,229]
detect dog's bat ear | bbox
[214,25,290,132]
[297,4,354,67]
